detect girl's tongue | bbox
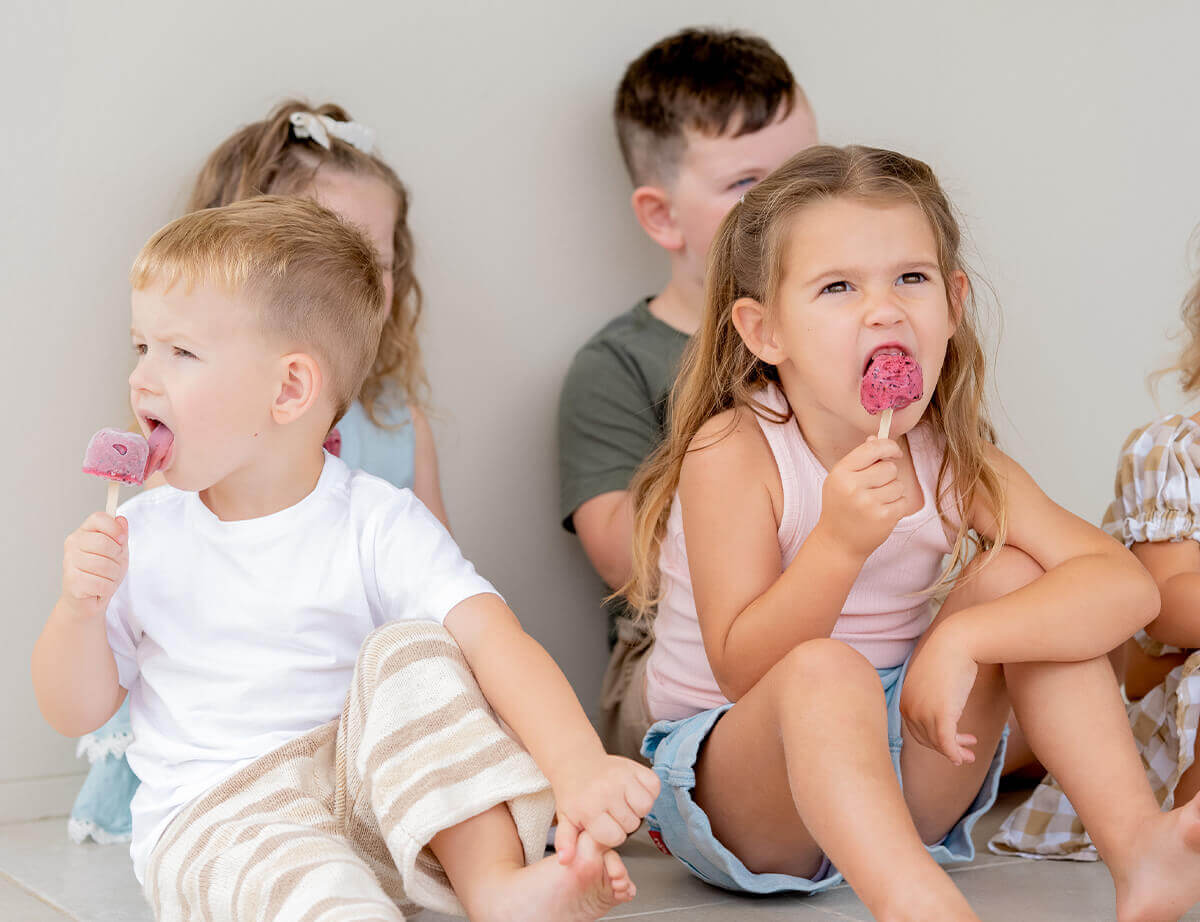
[145,423,174,478]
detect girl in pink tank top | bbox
[615,146,1200,920]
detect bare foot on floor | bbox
[1115,794,1200,922]
[475,831,634,922]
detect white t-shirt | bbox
[104,453,498,883]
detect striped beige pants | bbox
[144,621,555,921]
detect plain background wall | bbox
[3,0,1199,822]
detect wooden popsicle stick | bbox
[876,408,893,440]
[105,481,120,516]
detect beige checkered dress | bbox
[990,415,1200,860]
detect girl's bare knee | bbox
[773,638,878,696]
[962,545,1044,605]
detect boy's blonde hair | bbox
[131,195,387,422]
[620,145,1007,617]
[190,99,425,426]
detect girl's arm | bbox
[681,411,904,701]
[443,593,659,859]
[943,446,1158,665]
[410,406,450,531]
[1130,540,1200,648]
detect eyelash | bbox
[132,344,196,359]
[728,176,756,191]
[819,272,930,295]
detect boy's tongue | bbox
[145,423,174,478]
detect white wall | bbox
[3,0,1199,821]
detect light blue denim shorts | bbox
[640,657,1008,895]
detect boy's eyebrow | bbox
[130,327,200,342]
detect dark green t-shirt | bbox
[558,298,691,639]
[559,298,691,529]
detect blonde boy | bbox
[35,197,658,922]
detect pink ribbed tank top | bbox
[644,382,954,722]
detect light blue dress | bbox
[69,399,416,843]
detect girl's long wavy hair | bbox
[1155,231,1200,396]
[619,145,1007,618]
[189,98,426,425]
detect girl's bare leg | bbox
[905,546,1200,921]
[694,638,979,922]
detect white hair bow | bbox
[289,111,376,154]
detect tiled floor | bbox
[2,789,1199,921]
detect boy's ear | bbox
[731,297,785,365]
[272,353,323,425]
[631,185,684,252]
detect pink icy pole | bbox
[82,428,149,485]
[323,426,342,457]
[860,353,923,415]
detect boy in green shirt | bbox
[558,28,818,760]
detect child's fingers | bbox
[625,776,658,818]
[856,460,900,489]
[936,714,963,765]
[75,552,123,583]
[868,481,905,507]
[75,529,125,559]
[608,802,642,835]
[904,717,934,754]
[584,812,627,850]
[554,817,579,865]
[81,513,126,545]
[637,765,661,798]
[845,437,902,471]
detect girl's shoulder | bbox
[686,405,774,467]
[681,402,784,515]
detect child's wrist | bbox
[543,740,606,788]
[931,613,982,662]
[53,594,100,625]
[808,520,869,570]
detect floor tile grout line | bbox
[947,857,1026,874]
[0,869,80,920]
[604,897,740,918]
[817,909,868,921]
[0,815,70,828]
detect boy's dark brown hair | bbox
[614,28,801,187]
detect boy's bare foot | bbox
[1114,794,1200,922]
[473,831,634,922]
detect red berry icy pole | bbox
[323,426,342,457]
[83,428,149,514]
[860,352,923,438]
